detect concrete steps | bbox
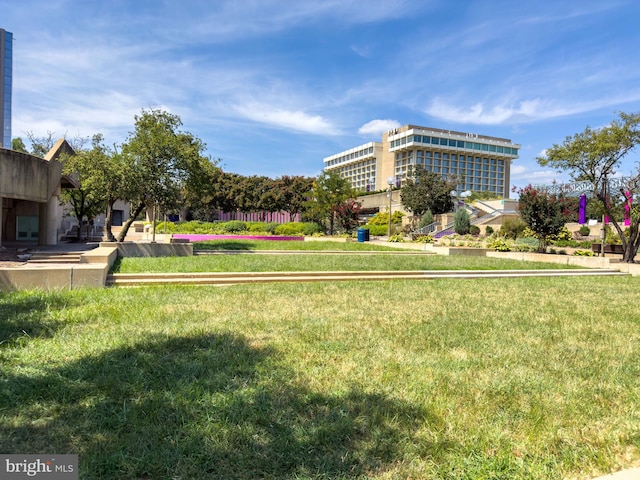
[28,251,84,264]
[107,268,629,287]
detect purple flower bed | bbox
[173,234,304,242]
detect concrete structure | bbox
[1,139,79,246]
[324,124,520,198]
[0,28,12,148]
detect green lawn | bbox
[113,250,579,274]
[1,276,639,479]
[193,239,402,251]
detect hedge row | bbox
[154,220,322,236]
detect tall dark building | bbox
[0,28,13,148]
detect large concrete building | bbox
[0,28,12,148]
[1,140,79,246]
[323,124,520,198]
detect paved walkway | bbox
[592,468,640,479]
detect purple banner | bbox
[579,194,587,224]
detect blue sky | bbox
[3,0,640,191]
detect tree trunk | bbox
[105,200,117,242]
[117,201,146,242]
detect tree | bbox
[538,111,640,262]
[11,137,28,153]
[306,170,356,235]
[401,165,455,220]
[334,199,362,234]
[517,185,573,252]
[418,210,433,229]
[453,208,470,235]
[60,135,112,241]
[271,175,314,221]
[117,109,209,241]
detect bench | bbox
[591,243,624,255]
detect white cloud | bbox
[233,102,338,135]
[426,90,640,126]
[358,119,401,136]
[510,165,566,186]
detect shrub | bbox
[579,225,591,236]
[418,210,433,229]
[574,249,595,256]
[413,234,434,243]
[516,237,539,248]
[265,222,278,234]
[469,225,480,236]
[388,234,404,243]
[154,221,178,233]
[512,244,536,252]
[222,221,248,233]
[500,218,527,239]
[488,238,511,252]
[367,211,404,226]
[367,224,389,236]
[248,222,267,233]
[553,239,594,248]
[302,222,322,235]
[454,208,471,235]
[274,222,305,235]
[485,225,494,235]
[551,226,573,242]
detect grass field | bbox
[193,239,402,251]
[112,240,579,274]
[1,274,639,479]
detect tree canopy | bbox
[538,111,640,262]
[306,170,356,235]
[117,109,212,241]
[517,185,573,253]
[400,165,455,217]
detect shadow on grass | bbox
[0,333,448,479]
[194,240,256,251]
[0,292,71,348]
[108,256,123,273]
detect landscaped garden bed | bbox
[172,234,304,242]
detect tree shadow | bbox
[195,240,256,251]
[0,292,71,348]
[0,333,451,479]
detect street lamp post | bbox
[387,176,395,238]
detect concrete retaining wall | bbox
[101,242,193,258]
[80,246,119,267]
[0,264,109,291]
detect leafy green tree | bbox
[538,111,640,262]
[453,208,470,235]
[270,175,314,220]
[59,135,111,241]
[517,185,573,252]
[401,165,455,219]
[11,137,28,153]
[117,109,209,241]
[306,170,356,235]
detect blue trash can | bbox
[357,228,366,242]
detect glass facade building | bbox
[0,28,12,149]
[323,124,520,198]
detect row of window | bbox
[390,135,518,156]
[325,146,375,167]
